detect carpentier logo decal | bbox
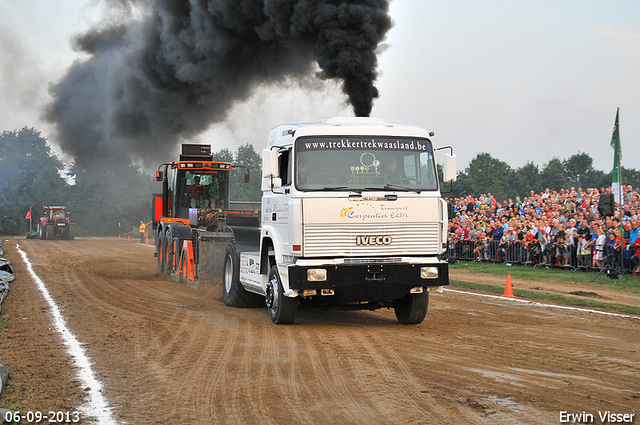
[339,203,409,221]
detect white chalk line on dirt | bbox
[444,288,640,320]
[16,245,121,425]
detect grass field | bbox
[450,260,640,290]
[449,261,640,316]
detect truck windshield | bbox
[295,136,438,192]
[173,170,227,218]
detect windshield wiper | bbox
[363,184,422,194]
[387,184,422,193]
[319,186,348,191]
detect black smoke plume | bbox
[45,0,392,168]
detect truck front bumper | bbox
[287,259,448,301]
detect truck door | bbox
[263,148,293,252]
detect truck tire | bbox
[156,230,164,272]
[266,265,297,324]
[162,230,173,274]
[158,229,172,274]
[67,225,76,240]
[394,292,429,324]
[177,249,187,284]
[222,243,262,308]
[39,224,45,240]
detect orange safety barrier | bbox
[176,240,197,283]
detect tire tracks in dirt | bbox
[9,238,640,425]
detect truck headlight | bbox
[420,267,439,279]
[307,269,327,282]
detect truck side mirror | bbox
[262,149,280,191]
[262,149,279,178]
[443,154,457,182]
[156,171,164,181]
[244,172,252,183]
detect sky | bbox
[1,0,639,174]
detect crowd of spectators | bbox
[447,185,640,275]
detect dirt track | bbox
[1,238,639,424]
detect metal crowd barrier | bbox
[447,232,639,276]
[446,239,623,272]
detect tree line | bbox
[0,127,261,236]
[448,152,640,201]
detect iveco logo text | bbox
[356,235,392,246]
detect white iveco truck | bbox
[222,117,456,324]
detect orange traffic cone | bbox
[145,237,149,245]
[118,235,121,241]
[502,274,516,298]
[127,235,131,242]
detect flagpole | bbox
[610,107,622,206]
[609,107,627,278]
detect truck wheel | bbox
[67,225,76,240]
[222,243,262,308]
[39,225,45,240]
[162,231,171,274]
[159,232,167,273]
[162,230,173,274]
[394,291,429,324]
[178,250,187,284]
[158,230,171,274]
[45,225,54,240]
[266,265,297,324]
[156,230,164,272]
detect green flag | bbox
[610,107,622,204]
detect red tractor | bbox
[38,206,75,240]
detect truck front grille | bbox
[303,223,439,257]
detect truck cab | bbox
[224,117,456,324]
